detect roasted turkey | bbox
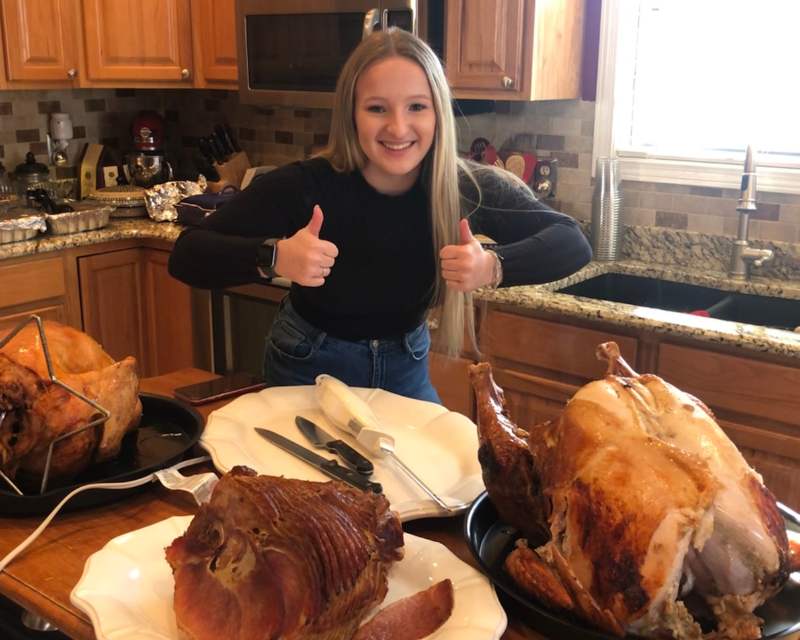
[470,343,796,640]
[0,320,141,483]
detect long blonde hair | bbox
[321,28,473,356]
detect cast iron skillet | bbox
[465,491,800,640]
[0,393,203,516]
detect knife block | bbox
[208,151,251,192]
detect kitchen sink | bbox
[556,273,800,331]
[706,293,800,332]
[557,274,729,314]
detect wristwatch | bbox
[256,238,280,278]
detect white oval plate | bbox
[199,385,485,521]
[70,515,507,640]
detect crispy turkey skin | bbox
[0,320,141,482]
[470,343,791,639]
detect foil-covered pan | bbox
[0,208,46,244]
[46,204,113,235]
[145,177,207,222]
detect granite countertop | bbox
[0,218,182,260]
[4,218,800,360]
[477,260,800,359]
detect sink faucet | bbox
[729,145,774,280]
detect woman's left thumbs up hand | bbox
[439,218,496,292]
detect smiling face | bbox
[354,56,436,194]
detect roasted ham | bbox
[470,343,791,640]
[0,320,141,482]
[165,467,405,640]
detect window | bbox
[594,0,800,194]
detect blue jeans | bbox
[263,298,441,403]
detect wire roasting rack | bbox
[0,314,111,496]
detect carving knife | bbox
[255,428,382,494]
[295,416,374,476]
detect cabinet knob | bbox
[181,68,190,80]
[67,68,77,79]
[502,76,513,89]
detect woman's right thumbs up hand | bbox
[274,205,339,287]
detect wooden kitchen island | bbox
[0,368,556,640]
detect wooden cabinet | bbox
[0,0,80,87]
[78,248,147,370]
[0,22,5,88]
[0,240,201,378]
[475,304,800,510]
[429,351,475,419]
[480,310,637,425]
[191,0,237,88]
[77,244,196,377]
[445,0,585,100]
[81,0,193,84]
[657,342,800,510]
[0,0,237,88]
[142,248,195,377]
[490,366,579,427]
[0,254,79,335]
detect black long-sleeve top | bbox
[169,157,591,339]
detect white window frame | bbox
[592,0,800,195]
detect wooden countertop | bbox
[0,368,549,640]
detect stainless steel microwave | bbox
[236,0,439,108]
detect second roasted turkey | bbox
[470,343,795,640]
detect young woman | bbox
[169,28,591,403]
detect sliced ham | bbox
[353,579,454,640]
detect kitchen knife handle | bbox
[224,123,241,153]
[326,440,374,475]
[198,137,215,165]
[215,123,235,156]
[208,134,227,163]
[321,460,382,494]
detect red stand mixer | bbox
[126,111,173,187]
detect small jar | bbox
[12,152,50,196]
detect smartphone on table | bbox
[174,372,267,405]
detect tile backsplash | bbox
[0,89,166,178]
[2,88,799,244]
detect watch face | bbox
[257,242,276,273]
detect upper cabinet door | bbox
[191,0,237,87]
[81,0,193,83]
[0,0,79,84]
[445,0,525,96]
[446,0,585,101]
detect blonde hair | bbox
[321,28,474,356]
